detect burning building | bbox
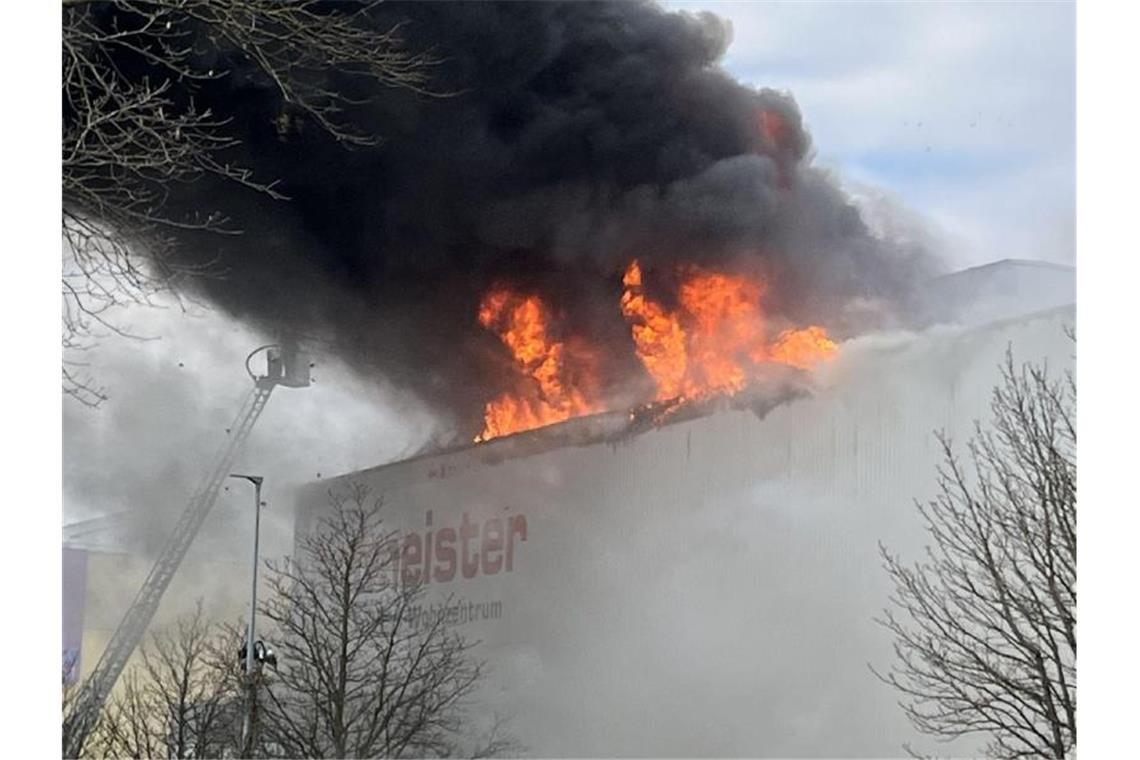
[112,0,944,444]
[470,258,839,443]
[294,260,1074,757]
[62,1,1074,751]
[63,260,1073,754]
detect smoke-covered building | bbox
[293,260,1074,756]
[64,260,1074,754]
[60,0,1075,752]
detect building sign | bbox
[62,547,88,685]
[397,509,528,585]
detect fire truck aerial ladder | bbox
[63,342,311,759]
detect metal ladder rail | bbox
[64,383,275,758]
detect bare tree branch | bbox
[259,483,518,758]
[64,488,518,758]
[61,1,442,405]
[80,602,242,759]
[874,335,1076,758]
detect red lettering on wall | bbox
[460,512,479,580]
[401,533,423,585]
[398,510,528,586]
[507,514,527,572]
[482,518,504,575]
[434,527,457,583]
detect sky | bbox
[667,0,1075,268]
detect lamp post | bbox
[230,473,263,757]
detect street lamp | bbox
[229,473,263,756]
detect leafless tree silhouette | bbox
[81,603,242,759]
[66,489,518,758]
[62,0,439,405]
[875,344,1076,758]
[258,483,521,758]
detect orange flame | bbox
[621,260,837,401]
[678,268,767,394]
[475,261,839,442]
[768,325,838,370]
[476,287,600,442]
[619,261,690,400]
[759,109,788,150]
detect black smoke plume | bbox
[109,1,941,435]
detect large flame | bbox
[475,261,838,442]
[677,267,767,394]
[476,286,601,442]
[621,260,836,401]
[619,261,690,401]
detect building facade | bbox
[295,277,1074,755]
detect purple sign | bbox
[62,547,87,685]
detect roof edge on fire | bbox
[299,368,813,499]
[300,299,1076,504]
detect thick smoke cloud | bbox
[152,1,939,435]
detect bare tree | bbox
[62,0,439,405]
[81,602,242,759]
[65,491,517,759]
[875,345,1076,758]
[258,483,516,758]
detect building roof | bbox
[63,512,133,553]
[300,368,810,497]
[926,258,1074,326]
[304,259,1075,490]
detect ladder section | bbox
[64,383,275,757]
